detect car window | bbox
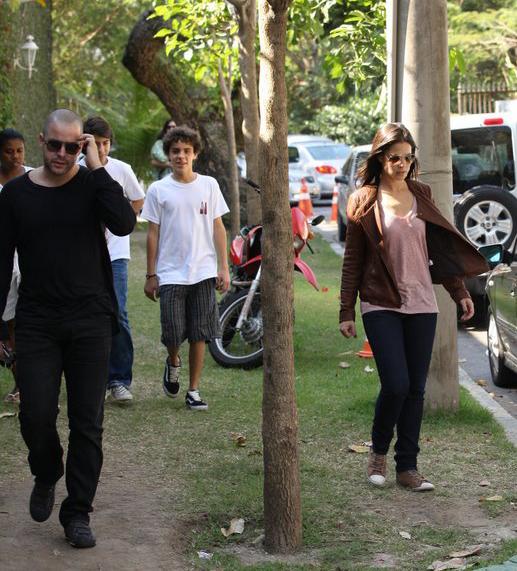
[288,147,300,163]
[451,126,515,194]
[342,154,353,176]
[306,144,350,161]
[352,152,369,186]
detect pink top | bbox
[361,196,438,315]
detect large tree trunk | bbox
[258,0,302,554]
[388,0,458,410]
[122,10,229,194]
[4,0,56,165]
[229,0,261,225]
[218,59,241,237]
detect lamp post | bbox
[14,35,39,79]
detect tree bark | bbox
[9,0,56,166]
[229,0,262,225]
[218,58,241,236]
[122,10,230,192]
[258,0,302,554]
[389,0,458,410]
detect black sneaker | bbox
[163,356,181,398]
[185,390,208,411]
[64,519,96,548]
[29,482,55,522]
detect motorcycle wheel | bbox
[208,289,263,369]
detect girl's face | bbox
[0,138,25,171]
[380,141,414,181]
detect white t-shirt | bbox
[141,173,229,285]
[78,156,145,261]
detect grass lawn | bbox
[1,228,516,570]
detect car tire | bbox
[454,186,517,250]
[487,307,517,388]
[337,212,346,242]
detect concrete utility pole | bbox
[387,0,459,410]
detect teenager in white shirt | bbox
[141,126,230,410]
[81,117,145,403]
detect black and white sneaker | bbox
[185,390,208,411]
[163,356,181,398]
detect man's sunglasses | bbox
[44,139,82,155]
[386,153,416,164]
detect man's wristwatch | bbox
[145,273,157,280]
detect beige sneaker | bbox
[396,469,434,492]
[367,450,387,487]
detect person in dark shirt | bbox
[0,109,136,548]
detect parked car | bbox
[288,135,351,198]
[334,144,371,241]
[483,242,517,387]
[236,151,321,205]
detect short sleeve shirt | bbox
[141,173,229,285]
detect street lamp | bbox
[14,35,39,79]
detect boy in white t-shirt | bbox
[81,117,145,403]
[141,126,230,410]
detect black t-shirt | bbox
[0,166,136,327]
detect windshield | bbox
[307,144,350,161]
[451,126,515,194]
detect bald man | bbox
[0,109,136,548]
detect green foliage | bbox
[52,0,169,181]
[0,4,14,128]
[290,91,386,146]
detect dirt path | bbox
[0,453,187,571]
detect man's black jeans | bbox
[15,314,111,525]
[362,310,437,472]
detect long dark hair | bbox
[356,122,419,188]
[157,118,176,140]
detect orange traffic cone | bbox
[356,338,374,358]
[298,177,313,217]
[330,184,338,222]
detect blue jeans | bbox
[362,311,437,472]
[108,259,133,389]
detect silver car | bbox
[237,151,321,205]
[335,144,371,241]
[288,134,351,198]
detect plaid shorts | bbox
[159,278,221,347]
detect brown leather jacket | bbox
[339,179,489,322]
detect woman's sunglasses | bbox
[44,139,82,155]
[385,153,415,164]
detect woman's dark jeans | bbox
[362,311,437,472]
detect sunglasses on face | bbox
[44,139,82,155]
[385,153,416,164]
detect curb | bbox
[459,366,517,448]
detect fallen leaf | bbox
[339,361,350,369]
[0,412,16,419]
[221,517,245,538]
[484,495,503,502]
[428,558,467,570]
[364,365,375,373]
[449,545,482,558]
[229,432,247,447]
[399,531,411,540]
[478,480,490,487]
[322,287,329,293]
[197,551,213,560]
[475,379,488,387]
[348,444,370,454]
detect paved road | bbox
[313,204,517,420]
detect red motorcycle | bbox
[208,179,324,369]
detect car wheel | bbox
[487,308,517,387]
[337,212,346,242]
[454,187,517,249]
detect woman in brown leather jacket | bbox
[339,123,488,492]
